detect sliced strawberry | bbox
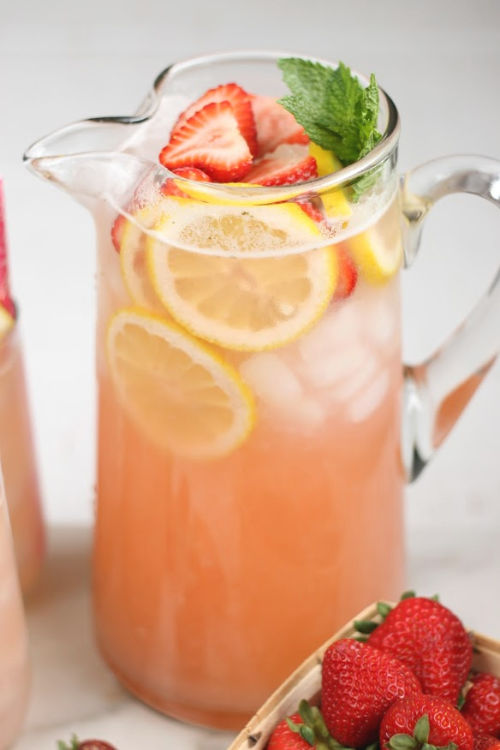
[111,213,127,252]
[161,167,211,198]
[159,101,253,182]
[245,144,317,186]
[296,199,324,224]
[251,95,309,156]
[172,83,258,157]
[334,245,358,300]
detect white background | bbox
[1,0,499,539]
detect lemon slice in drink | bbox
[107,309,255,458]
[146,201,337,351]
[0,307,14,340]
[118,203,167,312]
[308,143,352,219]
[347,202,403,283]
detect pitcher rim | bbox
[24,50,400,201]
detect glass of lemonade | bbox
[0,465,30,748]
[0,182,44,595]
[24,52,500,729]
[0,323,44,594]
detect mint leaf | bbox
[278,58,382,198]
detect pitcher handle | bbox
[400,155,500,481]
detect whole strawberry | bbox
[368,596,472,704]
[57,737,116,750]
[473,735,500,750]
[267,714,312,750]
[321,638,422,747]
[380,694,474,750]
[462,673,500,737]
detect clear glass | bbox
[23,52,500,729]
[0,466,30,748]
[0,321,44,594]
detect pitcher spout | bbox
[23,117,161,209]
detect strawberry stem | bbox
[289,700,354,750]
[354,620,378,634]
[400,590,416,600]
[57,737,80,750]
[377,602,393,618]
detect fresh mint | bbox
[277,58,382,198]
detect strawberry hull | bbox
[227,603,500,750]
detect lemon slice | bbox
[347,201,403,283]
[146,196,327,255]
[107,309,255,458]
[0,307,14,340]
[118,203,168,312]
[146,207,337,351]
[308,143,352,220]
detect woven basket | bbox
[228,601,500,750]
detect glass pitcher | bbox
[24,52,500,729]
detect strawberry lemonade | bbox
[0,182,44,593]
[89,55,406,728]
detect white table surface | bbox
[1,0,500,747]
[13,521,500,750]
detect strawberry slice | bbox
[0,181,15,318]
[161,166,211,198]
[251,95,309,156]
[334,245,358,299]
[245,144,318,186]
[296,198,324,224]
[172,83,258,156]
[111,213,127,252]
[159,101,253,182]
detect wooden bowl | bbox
[228,602,500,750]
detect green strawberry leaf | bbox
[414,715,430,745]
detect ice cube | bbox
[348,370,390,423]
[240,353,326,432]
[297,302,362,362]
[300,344,373,389]
[240,352,302,406]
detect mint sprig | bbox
[277,58,383,198]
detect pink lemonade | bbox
[0,327,44,593]
[0,473,30,748]
[0,181,44,594]
[93,187,405,727]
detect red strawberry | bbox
[111,213,127,252]
[0,181,15,319]
[321,638,422,747]
[297,199,324,224]
[161,166,211,197]
[333,245,358,300]
[251,95,309,156]
[368,596,472,704]
[58,737,116,750]
[380,694,473,750]
[267,714,312,750]
[159,101,253,182]
[246,145,318,186]
[462,673,500,737]
[172,82,258,156]
[474,735,500,750]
